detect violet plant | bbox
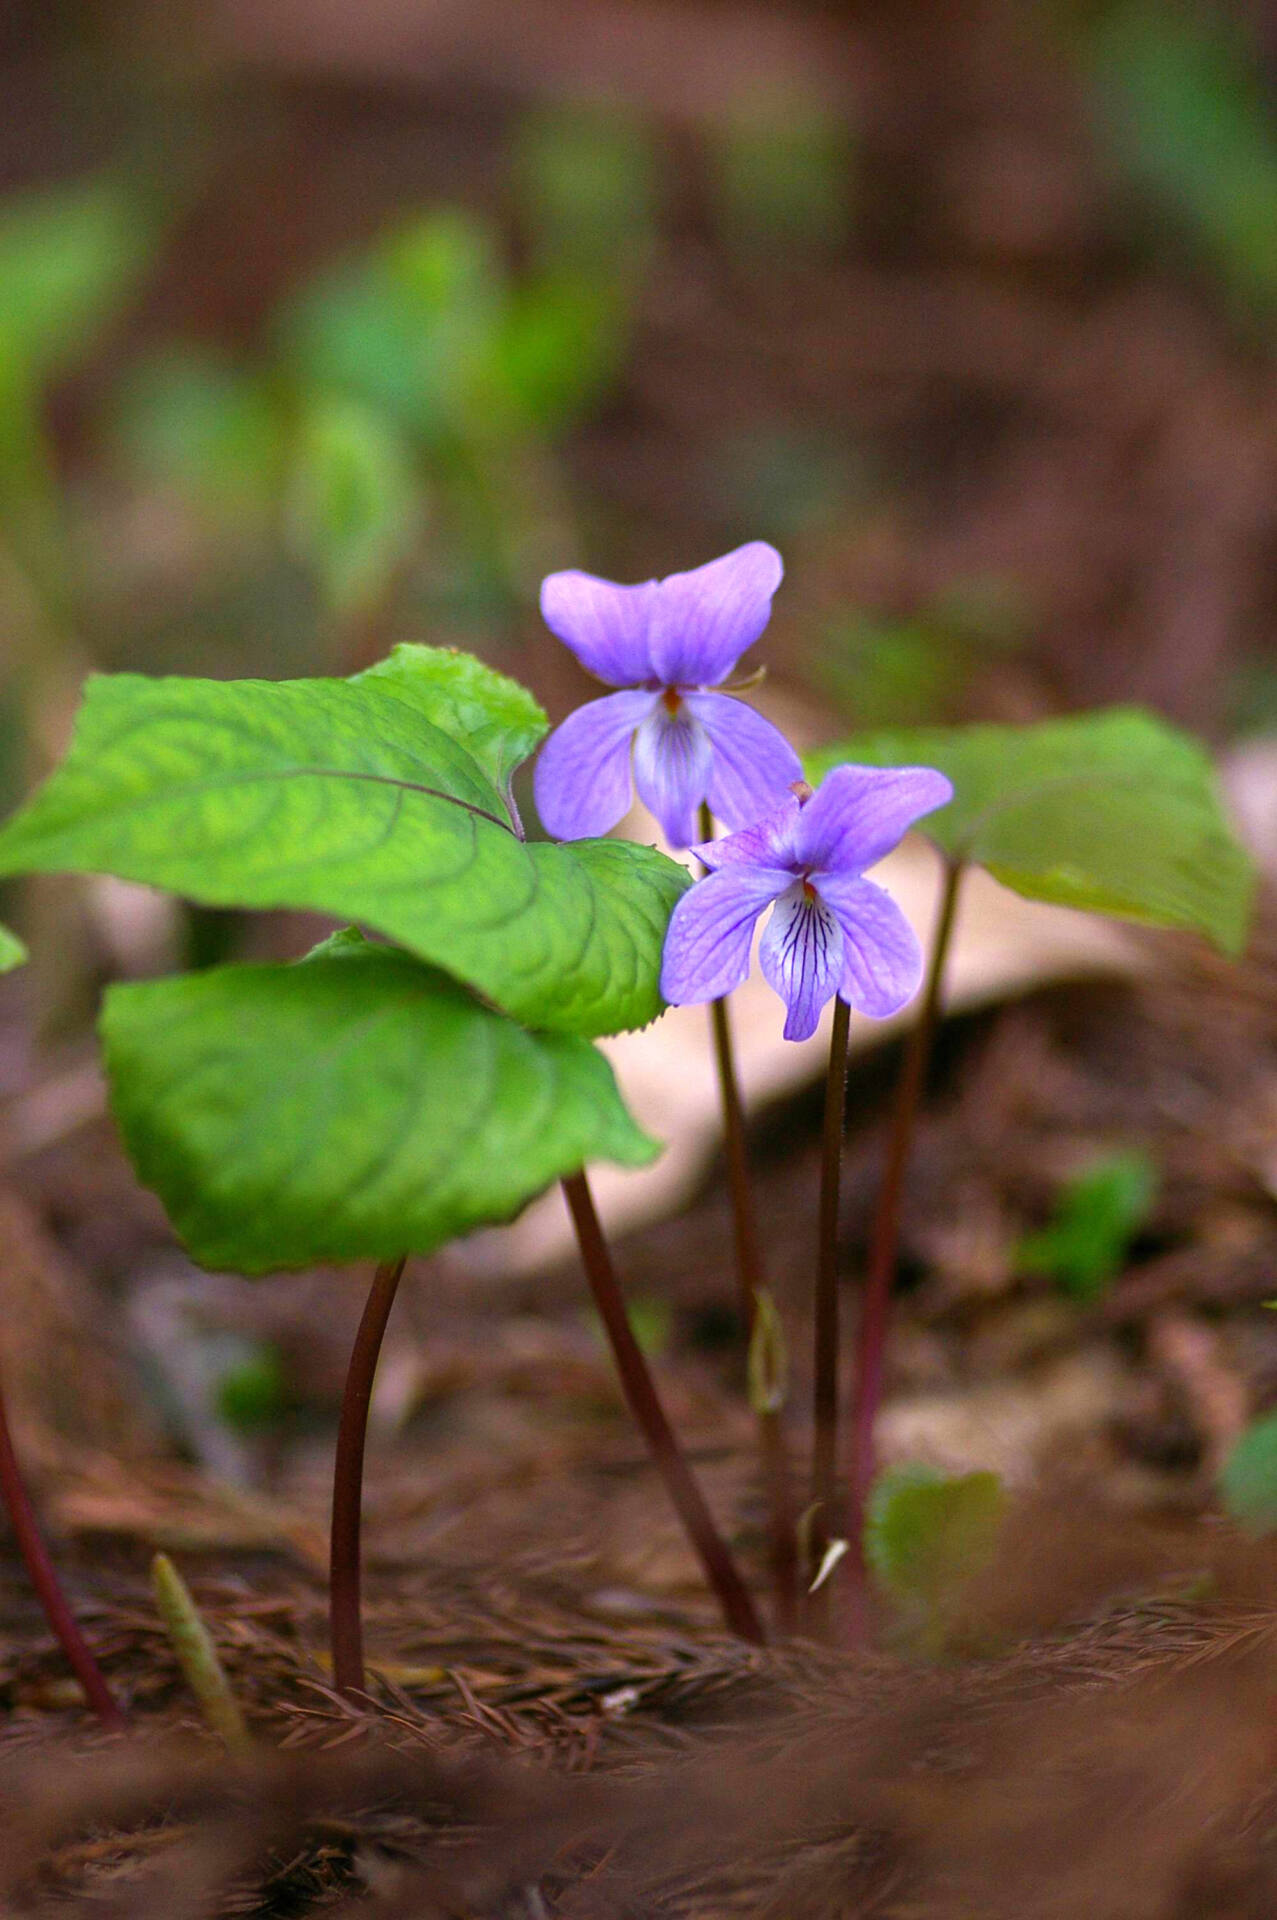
[0,549,1258,1708]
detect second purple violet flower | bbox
[661,763,954,1041]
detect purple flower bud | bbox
[660,763,954,1039]
[532,544,802,849]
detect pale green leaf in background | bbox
[0,924,26,973]
[102,931,659,1274]
[810,708,1254,953]
[0,659,689,1035]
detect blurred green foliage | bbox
[865,1463,1006,1655]
[513,102,658,277]
[1219,1409,1277,1534]
[1018,1149,1159,1300]
[709,88,854,256]
[1090,2,1277,312]
[814,583,1026,730]
[215,1343,291,1435]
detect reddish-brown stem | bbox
[561,1172,765,1644]
[0,1370,124,1727]
[844,857,964,1630]
[713,988,800,1634]
[698,803,797,1633]
[329,1254,408,1697]
[807,995,852,1634]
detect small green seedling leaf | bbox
[102,932,659,1273]
[1220,1412,1277,1535]
[1018,1149,1158,1301]
[747,1288,788,1416]
[150,1552,252,1757]
[286,395,421,614]
[0,924,26,973]
[0,656,690,1036]
[811,708,1254,953]
[865,1464,1006,1645]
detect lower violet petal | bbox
[661,865,790,1007]
[687,692,804,836]
[819,871,923,1018]
[632,702,714,848]
[758,881,845,1042]
[532,689,657,841]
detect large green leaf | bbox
[810,709,1253,953]
[0,923,26,973]
[358,646,548,802]
[0,653,689,1036]
[102,931,659,1274]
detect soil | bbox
[4,2,1277,1913]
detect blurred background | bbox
[4,0,1277,1653]
[7,0,1277,792]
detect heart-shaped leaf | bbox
[810,708,1253,953]
[102,931,659,1274]
[0,658,689,1035]
[0,924,26,972]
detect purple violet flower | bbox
[660,763,954,1041]
[532,543,802,849]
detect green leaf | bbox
[1018,1149,1158,1301]
[0,923,26,973]
[0,660,688,1035]
[0,176,154,377]
[865,1465,1006,1610]
[810,708,1254,953]
[358,645,547,801]
[1220,1412,1277,1535]
[102,932,659,1274]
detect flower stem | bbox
[807,994,852,1632]
[330,1254,407,1697]
[699,808,798,1633]
[561,1172,765,1644]
[0,1369,124,1727]
[844,856,964,1631]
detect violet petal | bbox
[758,880,845,1042]
[661,864,791,1007]
[648,543,783,688]
[795,763,954,874]
[632,701,714,848]
[689,794,803,873]
[819,871,924,1018]
[685,691,804,835]
[532,689,657,840]
[540,571,660,686]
